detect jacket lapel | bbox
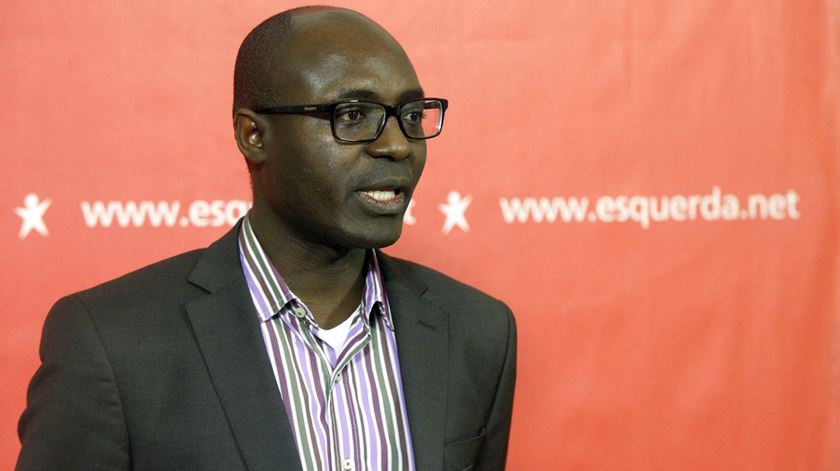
[378,253,449,471]
[185,225,301,471]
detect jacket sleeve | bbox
[17,295,131,470]
[474,303,517,471]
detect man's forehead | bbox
[269,10,420,103]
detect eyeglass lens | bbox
[333,100,444,141]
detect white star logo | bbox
[439,191,471,234]
[404,199,417,225]
[15,193,51,239]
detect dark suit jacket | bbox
[17,224,516,471]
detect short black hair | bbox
[232,6,338,116]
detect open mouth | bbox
[360,189,401,202]
[356,188,406,214]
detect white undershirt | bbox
[316,304,361,353]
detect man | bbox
[17,6,516,471]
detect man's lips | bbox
[359,189,401,202]
[354,175,412,214]
[355,187,407,214]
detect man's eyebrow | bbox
[336,88,426,103]
[397,89,425,103]
[337,88,379,100]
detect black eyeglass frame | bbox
[253,98,449,143]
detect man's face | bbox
[254,14,427,250]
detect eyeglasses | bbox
[254,98,448,143]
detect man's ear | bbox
[234,109,268,165]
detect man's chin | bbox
[346,221,404,249]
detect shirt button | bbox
[342,458,353,470]
[334,371,342,381]
[292,305,307,318]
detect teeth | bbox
[362,190,397,202]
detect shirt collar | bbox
[238,214,393,330]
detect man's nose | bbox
[366,116,411,160]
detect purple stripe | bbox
[345,363,365,467]
[364,342,389,469]
[355,349,380,469]
[334,379,352,462]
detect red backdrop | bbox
[1,1,838,469]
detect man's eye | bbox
[403,111,423,122]
[338,109,365,122]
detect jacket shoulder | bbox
[68,248,207,313]
[382,254,513,318]
[80,248,205,293]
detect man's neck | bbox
[248,209,367,329]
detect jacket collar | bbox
[185,222,302,471]
[377,252,449,471]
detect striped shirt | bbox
[238,216,416,471]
